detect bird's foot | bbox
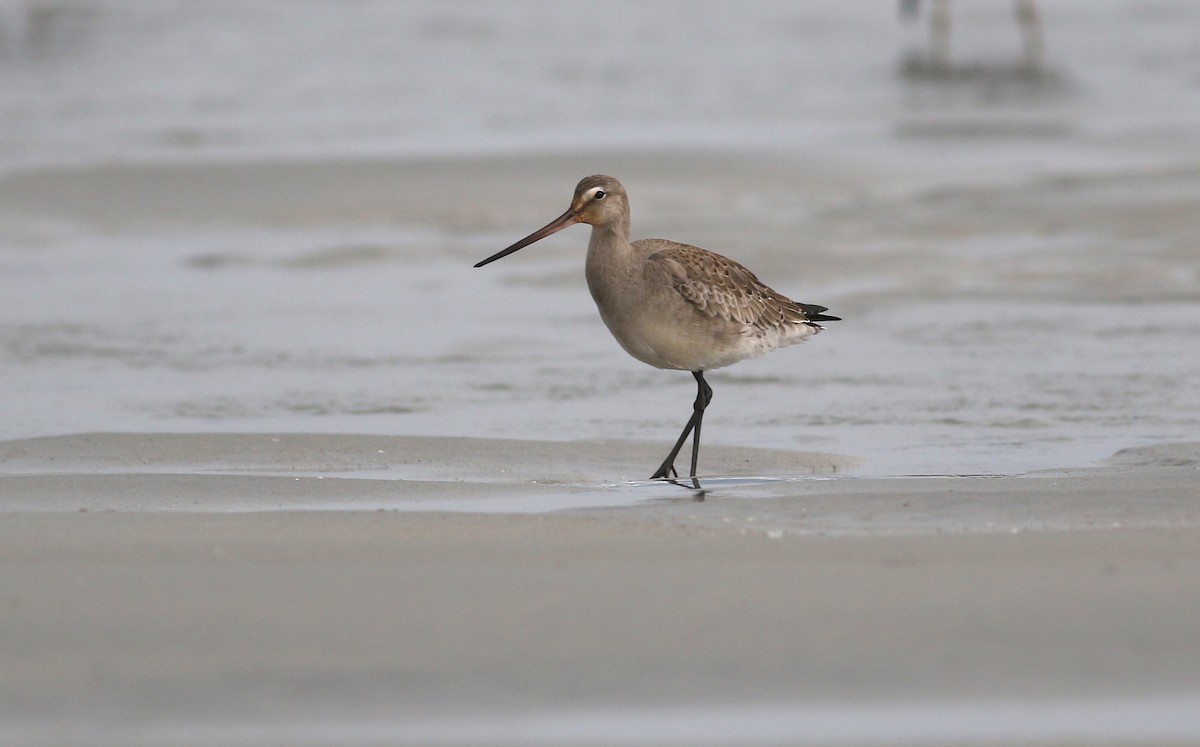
[650,465,705,492]
[649,463,678,480]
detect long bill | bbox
[474,208,579,268]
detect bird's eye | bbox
[593,190,606,200]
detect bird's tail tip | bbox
[800,303,840,323]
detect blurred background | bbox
[1,0,1197,168]
[1,0,1198,476]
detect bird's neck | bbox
[585,221,634,308]
[586,221,634,271]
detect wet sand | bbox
[2,142,1200,747]
[2,139,1199,747]
[3,4,1200,742]
[2,433,1199,746]
[3,149,1199,476]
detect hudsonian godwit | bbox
[475,175,839,486]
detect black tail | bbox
[800,302,841,323]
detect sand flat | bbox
[3,3,1200,743]
[2,433,1199,745]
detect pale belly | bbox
[596,303,808,372]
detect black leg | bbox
[650,371,712,482]
[687,371,712,479]
[650,410,698,480]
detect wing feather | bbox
[646,243,822,332]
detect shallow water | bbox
[1,1,1199,478]
[2,1,1199,169]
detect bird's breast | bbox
[586,266,748,370]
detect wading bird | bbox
[475,175,838,486]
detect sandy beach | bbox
[2,434,1200,746]
[3,2,1200,744]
